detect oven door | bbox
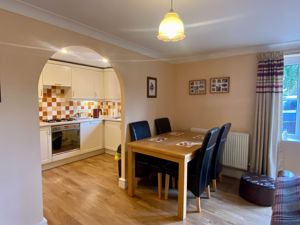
[51,124,80,155]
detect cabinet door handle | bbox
[40,90,43,96]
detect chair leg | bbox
[157,172,162,199]
[212,179,217,192]
[206,185,211,199]
[172,177,176,189]
[196,197,201,212]
[164,174,170,200]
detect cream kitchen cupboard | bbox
[104,121,121,151]
[80,120,104,153]
[72,67,104,99]
[40,127,52,164]
[42,62,72,87]
[104,69,121,100]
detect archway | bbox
[37,46,126,186]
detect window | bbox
[282,55,300,141]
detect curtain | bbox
[250,51,284,178]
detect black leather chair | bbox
[163,127,220,212]
[154,118,172,135]
[209,123,231,191]
[129,121,152,178]
[129,120,171,199]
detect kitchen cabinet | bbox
[104,69,121,100]
[42,62,72,87]
[40,127,52,164]
[80,120,104,153]
[72,67,104,99]
[38,74,43,98]
[104,121,121,151]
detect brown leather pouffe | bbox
[239,172,275,206]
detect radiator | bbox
[191,128,249,170]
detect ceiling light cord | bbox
[170,0,174,12]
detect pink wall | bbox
[174,54,258,137]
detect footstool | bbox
[239,172,275,206]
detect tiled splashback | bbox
[39,86,121,121]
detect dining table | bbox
[127,130,205,220]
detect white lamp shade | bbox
[157,11,185,42]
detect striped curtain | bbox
[250,51,284,178]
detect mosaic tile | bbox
[39,86,122,121]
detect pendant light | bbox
[157,0,185,42]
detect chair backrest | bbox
[189,127,220,197]
[210,123,231,179]
[129,121,151,141]
[154,117,172,135]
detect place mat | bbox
[176,141,202,148]
[169,131,184,136]
[192,134,203,139]
[148,137,168,143]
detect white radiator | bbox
[191,128,249,170]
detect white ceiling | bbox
[52,46,111,68]
[2,0,300,62]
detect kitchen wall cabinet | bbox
[72,67,104,99]
[104,69,121,100]
[104,121,121,151]
[80,120,104,153]
[40,127,52,164]
[42,62,72,87]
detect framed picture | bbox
[210,77,230,94]
[147,76,157,98]
[189,79,206,95]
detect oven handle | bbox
[51,124,80,133]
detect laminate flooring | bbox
[43,154,272,225]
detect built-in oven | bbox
[51,123,80,155]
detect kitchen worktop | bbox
[40,116,121,127]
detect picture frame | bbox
[210,77,230,94]
[147,76,157,98]
[189,79,206,95]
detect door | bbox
[72,67,103,99]
[40,127,52,164]
[104,121,121,151]
[42,63,72,86]
[81,121,104,152]
[104,69,121,100]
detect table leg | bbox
[178,159,187,220]
[128,147,135,197]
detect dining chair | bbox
[209,123,231,191]
[129,121,152,178]
[154,117,172,135]
[163,127,220,212]
[129,120,169,199]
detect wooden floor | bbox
[43,154,272,225]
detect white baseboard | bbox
[105,148,116,156]
[118,177,127,189]
[36,217,47,225]
[42,149,105,170]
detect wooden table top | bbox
[127,131,205,160]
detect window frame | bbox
[283,55,300,141]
